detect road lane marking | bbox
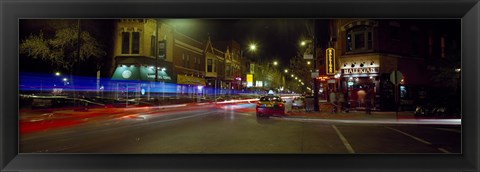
[332,125,355,153]
[438,148,451,153]
[432,127,461,133]
[385,126,432,145]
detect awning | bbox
[111,65,174,82]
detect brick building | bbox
[326,19,460,111]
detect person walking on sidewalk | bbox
[344,91,350,113]
[337,91,344,113]
[365,89,372,115]
[329,90,337,113]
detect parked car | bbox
[256,95,286,118]
[292,97,305,109]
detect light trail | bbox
[275,117,461,125]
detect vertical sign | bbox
[326,48,336,75]
[246,74,253,87]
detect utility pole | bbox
[313,20,320,112]
[155,19,159,83]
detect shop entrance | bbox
[344,77,377,110]
[116,83,139,101]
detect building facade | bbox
[110,19,246,101]
[326,19,460,111]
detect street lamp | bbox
[307,61,311,65]
[55,72,61,76]
[249,44,257,51]
[284,69,288,73]
[273,61,278,66]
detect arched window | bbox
[346,25,373,52]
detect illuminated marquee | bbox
[343,67,379,74]
[325,48,336,75]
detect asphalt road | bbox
[19,103,461,153]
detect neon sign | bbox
[326,48,336,75]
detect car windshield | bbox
[260,96,282,102]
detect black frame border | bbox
[1,0,479,171]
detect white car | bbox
[292,97,305,109]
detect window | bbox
[226,65,231,76]
[197,58,201,70]
[186,55,190,68]
[441,36,445,58]
[390,26,400,40]
[150,36,156,56]
[411,31,420,56]
[207,59,213,72]
[121,32,130,54]
[182,53,186,67]
[158,41,166,59]
[346,26,373,52]
[132,32,140,54]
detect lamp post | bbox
[312,20,319,111]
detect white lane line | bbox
[432,127,461,133]
[438,148,451,153]
[385,126,432,145]
[332,125,355,153]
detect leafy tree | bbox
[20,21,106,72]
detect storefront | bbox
[176,74,206,98]
[339,57,380,110]
[111,60,175,100]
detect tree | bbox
[20,20,106,73]
[288,51,311,93]
[428,54,461,97]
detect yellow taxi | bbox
[256,95,286,117]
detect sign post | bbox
[390,70,403,119]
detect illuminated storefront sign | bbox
[317,76,329,81]
[177,75,206,86]
[325,48,336,75]
[246,74,253,87]
[343,67,379,75]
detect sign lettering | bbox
[326,48,335,75]
[343,67,379,74]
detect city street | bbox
[20,102,461,154]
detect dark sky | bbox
[164,19,313,69]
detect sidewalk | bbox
[286,110,449,120]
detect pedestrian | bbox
[365,89,372,115]
[344,91,350,113]
[329,90,337,113]
[337,91,344,113]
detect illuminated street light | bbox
[300,40,311,46]
[273,61,278,66]
[307,61,311,65]
[249,44,257,51]
[63,78,68,82]
[284,69,288,73]
[291,74,294,77]
[55,72,61,76]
